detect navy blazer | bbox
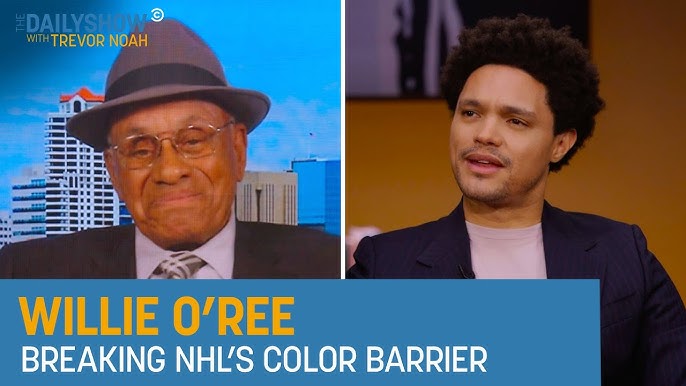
[347,202,686,386]
[0,221,340,279]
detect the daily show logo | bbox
[14,8,164,48]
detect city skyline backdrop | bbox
[0,1,341,212]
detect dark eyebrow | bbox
[500,105,537,121]
[456,99,482,110]
[458,99,537,120]
[124,127,144,135]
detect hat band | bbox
[105,63,226,101]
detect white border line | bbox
[339,0,347,279]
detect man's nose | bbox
[473,117,503,146]
[150,140,192,184]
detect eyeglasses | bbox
[108,121,235,170]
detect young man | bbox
[0,19,339,279]
[347,15,686,385]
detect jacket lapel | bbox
[232,221,285,278]
[418,200,604,280]
[542,202,603,280]
[416,202,473,278]
[115,227,137,278]
[89,225,136,278]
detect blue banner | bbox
[0,280,599,385]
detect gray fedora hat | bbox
[67,19,270,151]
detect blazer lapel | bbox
[89,225,136,278]
[542,202,603,280]
[416,202,474,278]
[115,228,137,278]
[232,221,285,278]
[414,201,603,280]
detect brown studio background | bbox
[345,0,686,297]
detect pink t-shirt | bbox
[466,221,547,279]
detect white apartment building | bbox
[44,87,126,236]
[236,171,298,225]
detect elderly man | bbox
[347,15,686,386]
[0,19,339,279]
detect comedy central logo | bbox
[14,8,164,48]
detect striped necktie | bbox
[151,251,207,279]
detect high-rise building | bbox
[10,166,46,243]
[291,159,341,235]
[44,87,125,236]
[0,211,12,248]
[236,171,297,225]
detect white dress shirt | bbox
[135,212,236,279]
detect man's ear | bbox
[232,123,248,182]
[551,129,577,163]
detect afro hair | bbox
[440,14,605,171]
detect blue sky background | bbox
[0,0,341,212]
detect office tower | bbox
[0,211,12,248]
[10,166,45,243]
[236,171,298,225]
[291,159,341,235]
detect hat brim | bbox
[66,84,270,151]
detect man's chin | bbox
[148,207,205,226]
[140,220,213,251]
[458,182,509,206]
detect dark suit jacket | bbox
[0,221,340,278]
[347,202,686,386]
